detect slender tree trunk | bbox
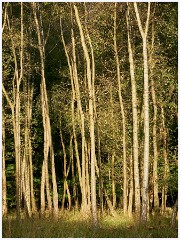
[60,118,71,211]
[149,23,159,208]
[109,84,116,209]
[114,3,127,214]
[111,153,116,209]
[32,3,58,218]
[85,141,91,211]
[74,4,97,226]
[60,17,87,211]
[171,198,178,227]
[84,5,103,215]
[126,4,140,216]
[161,106,168,213]
[2,109,7,217]
[128,151,133,217]
[5,2,24,218]
[71,26,87,213]
[71,135,78,210]
[22,82,36,217]
[134,2,151,224]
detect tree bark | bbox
[171,198,178,227]
[32,3,58,218]
[2,108,7,217]
[60,18,83,199]
[71,26,87,213]
[149,20,159,209]
[128,150,133,217]
[74,4,97,226]
[126,3,141,216]
[114,2,127,214]
[161,106,168,213]
[134,2,151,224]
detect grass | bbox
[2,210,178,238]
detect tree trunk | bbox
[60,18,86,210]
[134,2,151,224]
[74,4,97,226]
[161,106,168,213]
[71,26,87,213]
[60,118,71,211]
[128,150,133,217]
[114,3,127,214]
[32,2,58,218]
[126,4,141,216]
[149,20,159,209]
[2,109,7,217]
[171,198,178,227]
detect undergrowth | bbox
[2,210,178,238]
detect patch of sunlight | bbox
[102,213,134,228]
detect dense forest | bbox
[2,1,178,231]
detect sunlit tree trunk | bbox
[2,108,7,217]
[149,20,159,209]
[128,150,133,217]
[84,4,103,214]
[134,2,151,224]
[3,3,24,219]
[85,141,91,211]
[114,2,127,214]
[71,26,87,213]
[22,83,36,217]
[60,118,71,211]
[32,3,58,218]
[109,83,116,209]
[126,4,140,216]
[74,4,97,226]
[70,134,78,210]
[60,17,87,211]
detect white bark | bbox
[74,5,97,226]
[134,2,151,224]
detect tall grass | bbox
[2,210,178,238]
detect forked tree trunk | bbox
[60,118,71,211]
[71,26,87,213]
[22,83,36,217]
[5,3,24,219]
[126,4,141,216]
[84,5,103,214]
[74,4,97,226]
[32,3,58,218]
[134,2,151,224]
[60,18,86,210]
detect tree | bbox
[126,3,141,216]
[74,4,98,225]
[32,2,58,218]
[114,2,127,214]
[134,2,151,224]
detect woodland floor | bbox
[2,210,178,238]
